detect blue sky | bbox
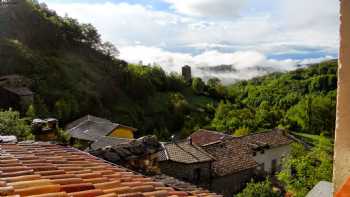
[39,0,339,82]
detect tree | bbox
[192,77,205,94]
[277,136,333,197]
[0,109,33,140]
[99,41,119,57]
[236,179,279,197]
[207,77,221,89]
[286,94,335,135]
[26,104,36,119]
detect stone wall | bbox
[253,144,291,174]
[159,161,211,187]
[210,168,255,197]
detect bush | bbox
[0,109,33,140]
[236,179,279,197]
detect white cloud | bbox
[119,45,334,84]
[163,0,247,18]
[39,0,339,83]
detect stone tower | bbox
[182,65,192,82]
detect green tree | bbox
[236,179,279,197]
[192,77,205,94]
[277,136,333,197]
[26,104,36,119]
[0,109,33,140]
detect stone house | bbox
[158,140,215,187]
[0,75,34,112]
[66,115,137,147]
[187,129,293,197]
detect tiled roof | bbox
[202,139,258,176]
[202,129,293,177]
[90,136,130,150]
[239,129,293,149]
[159,141,214,164]
[0,142,218,197]
[66,115,137,142]
[190,130,232,146]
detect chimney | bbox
[171,135,176,143]
[188,136,193,145]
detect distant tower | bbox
[182,65,192,82]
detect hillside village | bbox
[0,111,294,197]
[0,0,338,197]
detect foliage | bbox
[236,179,279,197]
[192,77,205,94]
[0,0,337,141]
[212,60,337,136]
[277,135,333,197]
[233,127,251,137]
[0,109,33,140]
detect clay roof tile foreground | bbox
[0,142,220,197]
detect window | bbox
[260,149,265,154]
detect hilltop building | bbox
[182,65,192,82]
[66,115,137,147]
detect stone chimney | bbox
[188,136,193,145]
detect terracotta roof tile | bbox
[190,130,232,146]
[0,143,218,197]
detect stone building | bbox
[182,65,192,82]
[158,140,214,187]
[0,75,34,112]
[187,129,293,197]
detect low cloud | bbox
[40,0,339,84]
[120,45,334,84]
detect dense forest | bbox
[0,0,337,141]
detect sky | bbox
[39,0,339,83]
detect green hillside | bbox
[0,0,337,140]
[0,0,217,139]
[211,60,337,137]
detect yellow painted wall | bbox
[109,127,134,139]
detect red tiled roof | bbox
[0,142,219,197]
[190,130,232,146]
